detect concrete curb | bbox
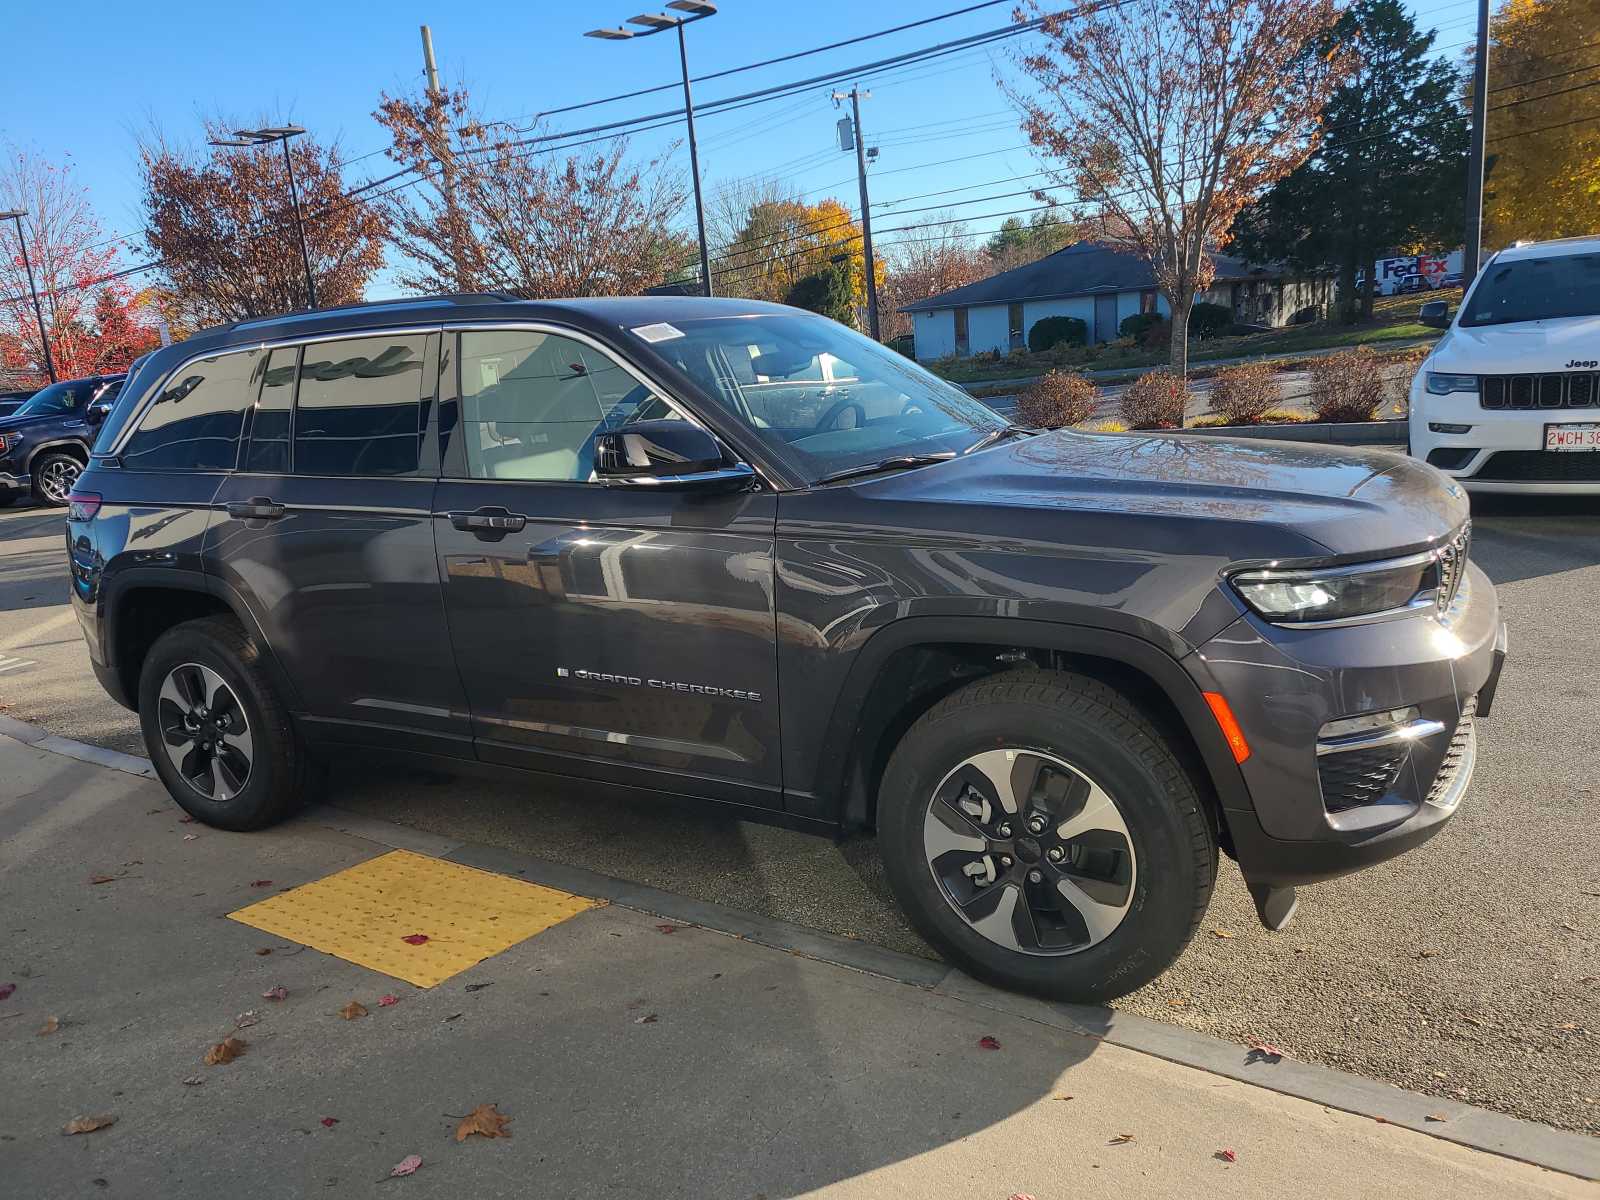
[9,714,1597,1182]
[1164,419,1408,446]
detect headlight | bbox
[1230,556,1436,625]
[1425,372,1478,395]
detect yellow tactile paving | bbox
[228,849,603,987]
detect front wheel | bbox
[31,451,83,506]
[877,670,1216,1002]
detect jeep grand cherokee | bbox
[67,295,1507,1001]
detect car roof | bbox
[1492,235,1600,263]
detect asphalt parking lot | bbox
[0,485,1596,1136]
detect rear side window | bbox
[121,350,261,472]
[293,336,426,476]
[243,346,296,473]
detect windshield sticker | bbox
[631,322,685,343]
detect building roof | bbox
[898,241,1292,313]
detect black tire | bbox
[0,490,19,507]
[30,450,83,507]
[138,616,322,831]
[877,670,1216,1003]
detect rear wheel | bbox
[877,670,1216,1002]
[138,616,321,830]
[31,451,82,506]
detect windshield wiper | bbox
[964,424,1034,454]
[814,452,957,486]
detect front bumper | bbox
[0,470,25,491]
[1196,561,1505,887]
[1409,383,1600,493]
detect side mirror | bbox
[85,402,111,426]
[1419,300,1451,329]
[593,419,755,491]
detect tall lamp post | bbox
[586,1,717,297]
[209,125,318,309]
[0,208,58,383]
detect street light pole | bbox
[209,125,318,310]
[586,1,717,297]
[1463,0,1491,281]
[834,87,880,340]
[0,208,57,383]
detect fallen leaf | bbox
[978,1035,1002,1050]
[400,934,429,946]
[234,1010,261,1030]
[1246,1040,1283,1062]
[1007,1194,1038,1200]
[1215,1148,1237,1162]
[339,1001,368,1021]
[37,1016,60,1036]
[389,1154,423,1178]
[1211,928,1235,939]
[1166,996,1188,1009]
[262,986,288,1002]
[179,814,196,823]
[1417,948,1440,958]
[1374,1116,1389,1124]
[634,1013,658,1024]
[1109,1132,1135,1145]
[182,834,198,842]
[1557,1022,1579,1031]
[250,880,273,888]
[63,1115,116,1135]
[464,982,493,993]
[378,994,399,1007]
[1055,1095,1074,1101]
[320,1117,338,1128]
[88,874,116,885]
[0,982,15,1001]
[1426,1113,1448,1122]
[444,1012,463,1022]
[203,1035,247,1065]
[454,1103,512,1142]
[181,1076,203,1086]
[655,924,678,934]
[254,947,273,957]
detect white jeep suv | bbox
[1408,235,1600,493]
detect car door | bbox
[208,329,472,758]
[433,324,782,809]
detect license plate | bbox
[1545,423,1600,452]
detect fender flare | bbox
[816,614,1252,826]
[22,436,93,475]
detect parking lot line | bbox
[0,607,78,652]
[228,847,605,987]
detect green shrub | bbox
[1027,315,1088,352]
[1119,312,1164,341]
[1187,302,1234,339]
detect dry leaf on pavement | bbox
[634,1013,658,1024]
[340,1001,368,1020]
[250,879,273,888]
[181,1076,203,1086]
[234,1010,261,1029]
[203,1036,247,1065]
[88,874,117,885]
[320,1117,339,1128]
[978,1036,1002,1050]
[1245,1040,1284,1062]
[1007,1194,1038,1199]
[655,924,678,934]
[400,934,429,946]
[37,1016,60,1036]
[389,1154,423,1177]
[0,982,14,1001]
[1211,928,1235,939]
[254,947,273,956]
[1426,1113,1448,1122]
[378,994,399,1007]
[1215,1148,1237,1162]
[63,1115,116,1135]
[454,1103,512,1142]
[262,986,288,1002]
[1109,1132,1135,1145]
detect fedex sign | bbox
[1370,250,1464,295]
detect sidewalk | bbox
[2,731,1594,1199]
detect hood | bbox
[1430,314,1600,373]
[867,429,1467,559]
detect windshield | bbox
[636,313,1006,482]
[1461,253,1600,327]
[12,379,106,419]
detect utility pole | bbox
[421,25,468,292]
[833,87,880,340]
[1463,0,1491,280]
[0,209,57,383]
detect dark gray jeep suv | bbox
[67,295,1506,1000]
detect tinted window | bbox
[1462,253,1600,327]
[459,330,666,482]
[121,352,260,472]
[293,336,426,476]
[13,379,101,419]
[243,346,296,473]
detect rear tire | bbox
[138,616,321,831]
[877,670,1215,1002]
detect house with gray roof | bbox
[898,241,1333,360]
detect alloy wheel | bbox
[922,748,1136,956]
[37,458,81,504]
[156,663,254,802]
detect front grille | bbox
[1474,451,1600,482]
[1480,372,1599,409]
[1434,521,1471,614]
[1318,744,1408,813]
[1426,696,1477,808]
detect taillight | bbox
[67,491,102,520]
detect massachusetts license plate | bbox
[1545,423,1600,452]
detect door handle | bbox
[225,497,285,520]
[449,507,527,540]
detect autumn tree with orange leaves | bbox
[1006,0,1354,376]
[0,147,159,387]
[138,125,387,328]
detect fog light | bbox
[1321,707,1419,740]
[1429,422,1472,434]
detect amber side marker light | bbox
[1202,691,1251,764]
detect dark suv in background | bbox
[0,373,126,506]
[66,295,1506,1001]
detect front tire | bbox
[31,451,83,506]
[138,616,320,831]
[877,670,1216,1002]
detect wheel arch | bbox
[24,436,92,473]
[818,616,1250,846]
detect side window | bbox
[293,336,426,477]
[243,346,297,473]
[121,350,261,472]
[458,330,665,482]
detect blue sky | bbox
[2,0,1485,297]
